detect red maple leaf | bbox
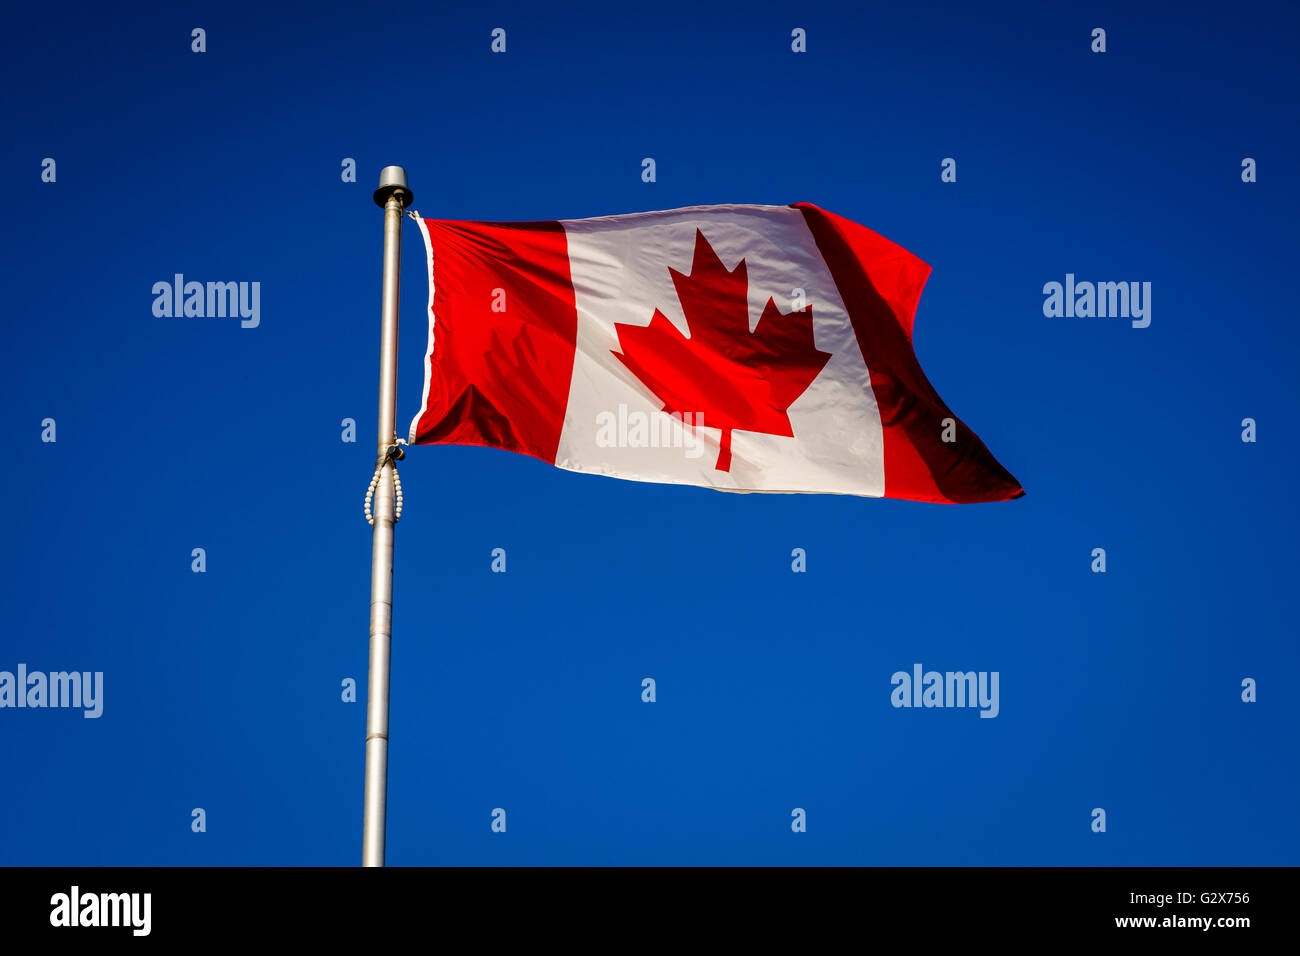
[612,229,832,471]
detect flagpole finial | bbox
[374,165,413,208]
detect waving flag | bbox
[407,203,1022,503]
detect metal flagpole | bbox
[363,165,412,867]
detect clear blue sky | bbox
[2,1,1296,865]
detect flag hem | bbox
[407,215,437,444]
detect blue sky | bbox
[1,1,1296,865]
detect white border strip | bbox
[407,215,437,444]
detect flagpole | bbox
[363,165,412,867]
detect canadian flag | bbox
[407,203,1022,503]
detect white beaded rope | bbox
[364,443,406,527]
